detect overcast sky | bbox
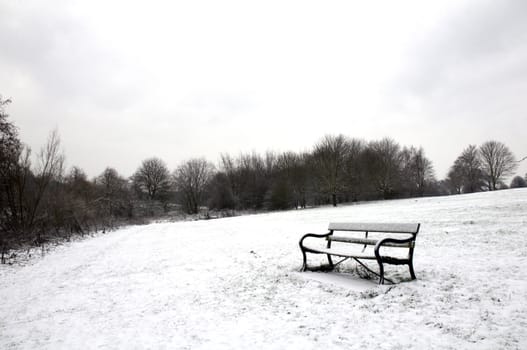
[1,0,526,179]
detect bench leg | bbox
[299,250,336,272]
[300,248,308,272]
[409,261,416,280]
[378,262,385,285]
[374,250,385,284]
[327,254,334,269]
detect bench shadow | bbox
[296,270,377,292]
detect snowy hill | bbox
[2,189,527,349]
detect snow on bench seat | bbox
[328,222,420,234]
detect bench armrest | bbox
[374,236,415,257]
[299,232,331,248]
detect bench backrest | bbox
[328,222,420,235]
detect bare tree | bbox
[219,152,271,210]
[65,166,92,201]
[132,157,171,200]
[446,165,463,194]
[207,172,236,210]
[312,134,351,206]
[362,138,402,199]
[1,96,23,258]
[60,166,97,235]
[22,130,65,235]
[449,145,484,193]
[94,167,132,225]
[401,146,435,196]
[0,99,66,255]
[479,141,517,191]
[0,129,65,245]
[342,138,365,201]
[275,151,309,209]
[238,152,269,209]
[97,168,126,197]
[173,158,215,214]
[219,153,239,206]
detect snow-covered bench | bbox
[299,222,420,284]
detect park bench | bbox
[299,222,420,284]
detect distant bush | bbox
[510,176,527,188]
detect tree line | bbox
[1,95,524,261]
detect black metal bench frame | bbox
[299,222,420,284]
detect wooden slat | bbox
[329,236,378,245]
[301,244,378,260]
[328,222,420,234]
[328,235,413,248]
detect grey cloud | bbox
[0,2,144,112]
[395,0,527,97]
[384,0,527,138]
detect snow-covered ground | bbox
[1,189,527,349]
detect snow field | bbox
[1,188,527,349]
